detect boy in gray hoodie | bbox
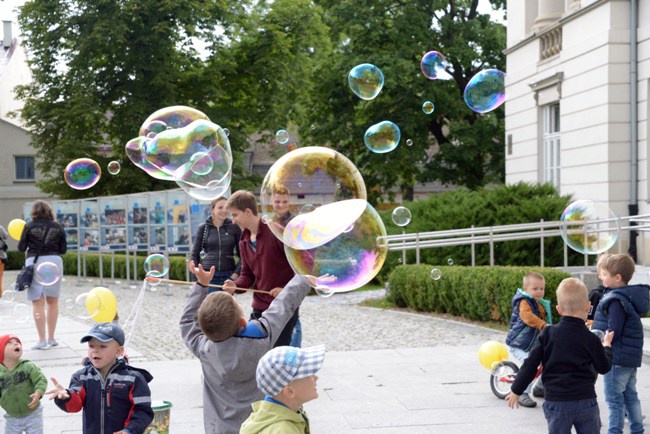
[180,260,315,433]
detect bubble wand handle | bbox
[144,276,272,294]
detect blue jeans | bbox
[604,365,644,434]
[543,398,600,434]
[509,346,534,394]
[208,270,233,294]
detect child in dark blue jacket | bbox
[592,253,650,434]
[46,322,154,434]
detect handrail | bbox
[377,214,650,267]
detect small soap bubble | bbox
[364,121,401,154]
[64,158,101,190]
[74,293,100,320]
[391,206,412,227]
[447,258,454,265]
[463,69,506,113]
[420,51,449,80]
[107,161,121,175]
[188,151,214,176]
[144,253,170,278]
[14,304,30,324]
[2,289,16,303]
[406,139,413,147]
[223,128,230,137]
[199,250,207,260]
[34,262,61,286]
[314,286,335,298]
[348,63,384,100]
[276,130,290,144]
[65,298,74,310]
[430,268,442,280]
[310,124,316,130]
[299,204,316,214]
[422,101,435,114]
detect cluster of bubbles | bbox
[125,106,233,201]
[259,147,387,295]
[64,158,102,190]
[560,199,619,255]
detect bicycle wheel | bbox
[490,361,519,399]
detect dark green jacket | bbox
[0,359,47,417]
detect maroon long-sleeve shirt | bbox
[233,220,295,311]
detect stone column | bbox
[532,0,564,32]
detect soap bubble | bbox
[223,128,230,137]
[260,146,367,244]
[64,158,101,190]
[391,206,412,227]
[420,51,450,80]
[430,268,442,280]
[560,200,619,255]
[464,69,506,113]
[447,258,454,265]
[314,287,335,298]
[74,292,101,320]
[107,161,121,175]
[364,121,401,154]
[422,101,435,114]
[199,250,207,260]
[2,289,16,303]
[144,253,170,278]
[13,304,30,324]
[187,152,214,176]
[299,204,316,215]
[406,139,413,147]
[276,130,290,144]
[284,202,387,293]
[34,262,61,286]
[348,63,384,100]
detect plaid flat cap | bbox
[256,345,326,397]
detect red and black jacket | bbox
[54,358,154,434]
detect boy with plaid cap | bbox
[240,345,326,433]
[0,334,48,434]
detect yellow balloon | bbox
[478,340,508,370]
[8,219,26,240]
[86,287,118,323]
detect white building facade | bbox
[505,0,650,262]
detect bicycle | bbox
[490,359,543,399]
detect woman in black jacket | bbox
[18,200,67,349]
[190,196,241,292]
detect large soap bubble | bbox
[364,121,401,154]
[348,63,384,100]
[260,147,367,243]
[284,201,387,293]
[463,69,506,113]
[34,262,62,286]
[560,200,619,255]
[144,253,170,278]
[125,105,233,200]
[64,158,101,190]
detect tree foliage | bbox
[14,0,505,200]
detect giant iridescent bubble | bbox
[125,106,233,200]
[463,69,506,113]
[364,121,401,154]
[560,200,619,255]
[260,147,367,244]
[284,201,387,293]
[64,158,101,190]
[348,63,384,100]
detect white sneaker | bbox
[31,341,47,350]
[47,339,58,347]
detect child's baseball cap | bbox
[80,322,125,346]
[256,345,326,397]
[0,334,21,365]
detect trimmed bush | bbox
[387,264,573,324]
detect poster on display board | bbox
[80,200,100,228]
[127,195,148,225]
[99,197,127,250]
[167,191,190,252]
[80,228,100,251]
[148,193,166,251]
[55,201,79,251]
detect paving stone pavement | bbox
[1,270,649,433]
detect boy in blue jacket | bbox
[46,322,154,434]
[592,253,650,434]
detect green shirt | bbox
[240,400,310,434]
[0,359,48,417]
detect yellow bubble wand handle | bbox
[144,276,272,294]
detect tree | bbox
[14,0,253,198]
[299,0,506,203]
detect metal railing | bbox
[377,214,650,268]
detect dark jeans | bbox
[208,270,233,294]
[250,307,299,348]
[542,398,600,434]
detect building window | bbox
[15,156,35,181]
[543,103,560,187]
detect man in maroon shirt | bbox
[223,190,299,347]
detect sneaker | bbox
[47,339,58,347]
[519,393,537,408]
[31,341,47,350]
[532,385,544,398]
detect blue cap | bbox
[80,322,125,346]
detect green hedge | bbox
[6,251,188,281]
[387,264,573,324]
[377,182,585,283]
